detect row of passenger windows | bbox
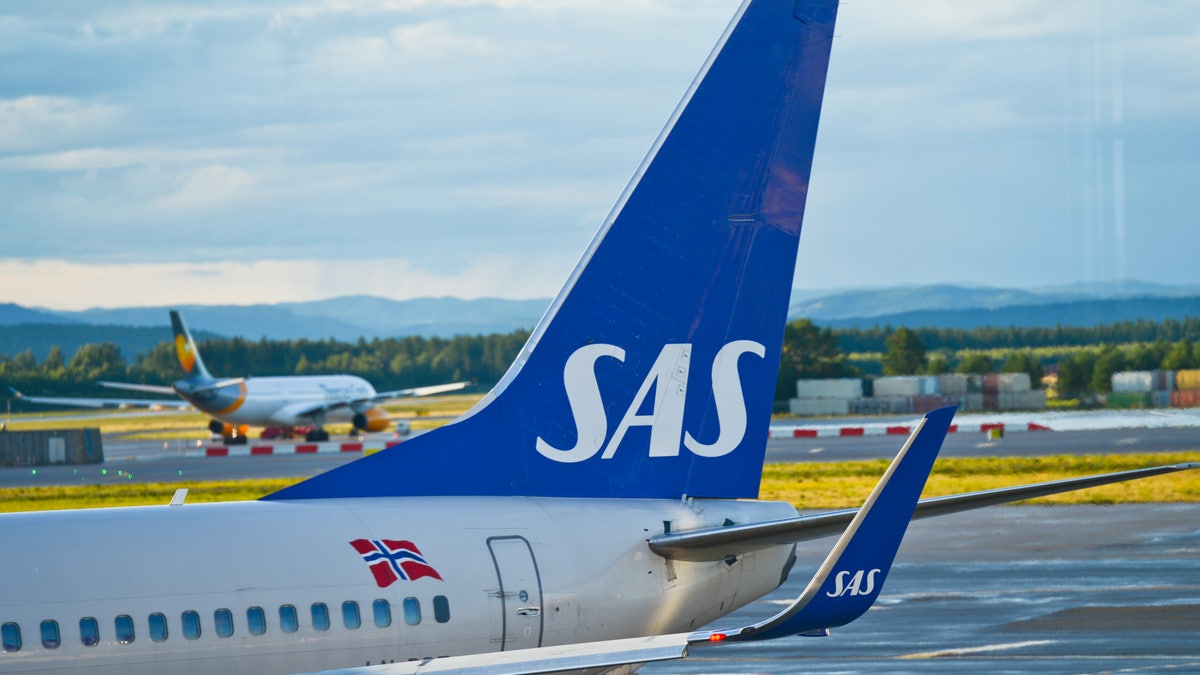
[1,596,450,653]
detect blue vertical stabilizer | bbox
[266,0,840,501]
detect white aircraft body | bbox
[15,310,468,442]
[1,1,1195,673]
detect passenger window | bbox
[40,620,61,649]
[403,597,421,625]
[433,595,451,624]
[279,605,298,634]
[247,607,266,636]
[2,622,20,652]
[311,603,330,632]
[214,609,234,638]
[342,601,361,629]
[182,611,201,640]
[80,617,99,647]
[149,613,168,642]
[373,599,391,628]
[115,615,135,644]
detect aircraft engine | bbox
[352,407,391,432]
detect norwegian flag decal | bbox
[350,539,444,587]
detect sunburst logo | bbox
[175,335,196,374]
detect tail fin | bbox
[266,0,840,502]
[170,310,213,381]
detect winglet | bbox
[693,406,956,642]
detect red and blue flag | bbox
[350,539,443,587]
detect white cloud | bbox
[152,164,258,213]
[0,256,571,310]
[0,147,247,172]
[0,97,126,153]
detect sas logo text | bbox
[536,340,765,463]
[826,568,882,598]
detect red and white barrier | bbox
[768,421,1051,439]
[193,441,397,458]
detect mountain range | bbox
[3,281,1199,359]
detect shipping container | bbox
[1151,391,1172,408]
[966,375,984,393]
[997,372,1031,393]
[917,376,941,395]
[962,392,985,412]
[982,392,999,410]
[1106,392,1152,409]
[1176,369,1200,391]
[1171,389,1200,407]
[1112,371,1154,393]
[938,374,969,395]
[0,428,104,467]
[911,394,955,414]
[874,376,921,398]
[982,374,999,395]
[795,378,863,400]
[789,397,852,416]
[1154,370,1176,392]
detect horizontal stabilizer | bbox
[651,462,1200,562]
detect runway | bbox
[644,504,1200,674]
[1,421,1197,488]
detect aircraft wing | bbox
[97,380,179,396]
[303,633,691,674]
[370,380,471,401]
[288,381,472,418]
[649,462,1200,562]
[7,386,190,410]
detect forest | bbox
[2,318,1198,406]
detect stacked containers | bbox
[789,378,863,416]
[1110,370,1175,408]
[1172,369,1200,408]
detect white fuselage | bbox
[180,374,377,427]
[0,497,797,674]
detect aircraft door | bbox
[487,536,543,651]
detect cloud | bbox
[0,96,125,153]
[153,164,257,212]
[0,256,572,310]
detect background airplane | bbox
[0,1,1194,674]
[14,310,469,442]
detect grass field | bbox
[2,453,1196,513]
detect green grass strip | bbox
[1,453,1197,513]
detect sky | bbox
[2,0,1199,311]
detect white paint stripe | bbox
[899,640,1056,659]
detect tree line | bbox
[0,331,530,402]
[3,319,1198,405]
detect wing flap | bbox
[298,633,689,674]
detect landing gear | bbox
[305,428,330,442]
[223,434,248,445]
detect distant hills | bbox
[3,282,1200,360]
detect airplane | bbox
[0,0,1195,673]
[12,310,470,443]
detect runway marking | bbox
[898,639,1056,659]
[808,447,824,454]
